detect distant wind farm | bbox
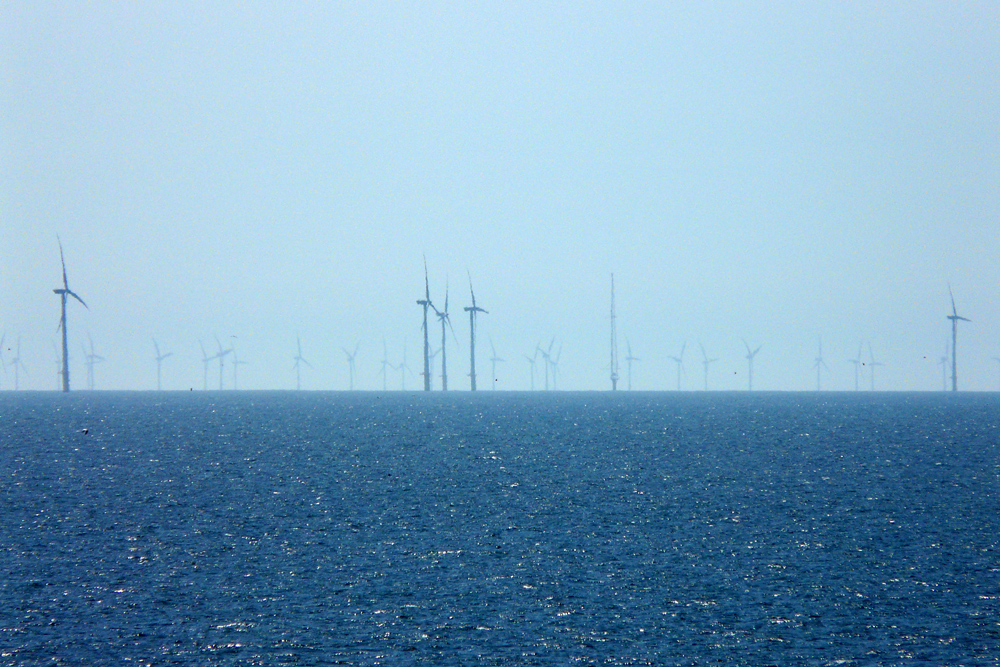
[0,238,996,393]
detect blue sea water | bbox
[1,391,998,666]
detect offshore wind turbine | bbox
[434,281,458,391]
[550,343,563,390]
[992,356,1000,392]
[230,337,246,390]
[342,343,360,390]
[398,345,413,390]
[232,352,247,390]
[848,342,863,391]
[379,340,394,391]
[464,272,488,391]
[488,336,504,390]
[699,343,717,391]
[947,285,971,392]
[624,338,639,391]
[813,336,829,391]
[610,274,619,391]
[428,346,442,389]
[867,342,884,391]
[9,337,27,390]
[939,342,950,392]
[153,339,173,391]
[525,348,538,391]
[537,339,555,390]
[293,336,311,390]
[83,334,104,390]
[742,339,762,391]
[53,237,87,392]
[199,341,214,390]
[214,335,232,391]
[668,341,686,391]
[416,258,434,392]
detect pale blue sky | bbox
[2,2,998,391]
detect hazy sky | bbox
[3,2,998,391]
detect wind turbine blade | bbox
[467,270,476,308]
[67,290,88,309]
[57,235,68,289]
[949,283,958,317]
[742,338,750,354]
[424,255,430,301]
[753,345,762,356]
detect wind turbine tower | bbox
[488,336,504,390]
[214,335,232,391]
[814,337,829,391]
[52,237,88,392]
[939,342,950,392]
[343,343,360,390]
[293,336,311,390]
[416,258,434,392]
[83,334,104,390]
[624,338,639,391]
[9,337,27,390]
[464,272,488,391]
[230,337,246,390]
[947,285,971,392]
[428,346,442,389]
[398,345,412,390]
[868,342,884,391]
[668,341,686,391]
[525,348,538,391]
[699,343,717,391]
[153,339,173,391]
[380,341,394,391]
[537,339,554,390]
[550,343,563,390]
[434,281,457,391]
[743,339,762,391]
[848,343,863,391]
[610,274,619,391]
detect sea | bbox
[1,391,997,666]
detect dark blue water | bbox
[1,392,998,665]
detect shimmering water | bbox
[1,392,998,665]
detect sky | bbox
[2,1,998,392]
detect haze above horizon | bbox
[2,2,998,391]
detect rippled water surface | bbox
[2,391,998,665]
